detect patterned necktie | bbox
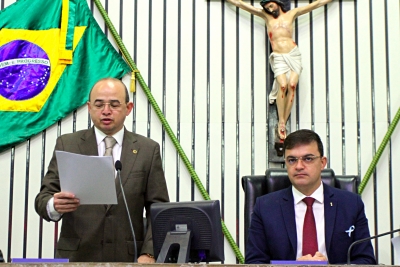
[103,136,117,162]
[302,197,318,256]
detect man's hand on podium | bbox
[138,254,155,263]
[297,251,328,262]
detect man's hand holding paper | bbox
[53,192,80,213]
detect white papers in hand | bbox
[55,151,117,205]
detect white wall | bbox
[0,0,400,264]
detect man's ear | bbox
[321,156,328,170]
[126,102,134,116]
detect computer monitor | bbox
[150,200,224,263]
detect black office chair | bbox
[241,168,359,250]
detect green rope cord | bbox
[358,107,400,194]
[93,0,244,263]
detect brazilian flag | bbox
[0,0,131,152]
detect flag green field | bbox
[0,0,130,152]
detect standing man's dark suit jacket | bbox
[35,127,169,262]
[245,183,376,264]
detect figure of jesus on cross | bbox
[226,0,332,141]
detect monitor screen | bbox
[151,200,224,263]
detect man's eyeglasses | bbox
[92,100,124,110]
[285,155,321,166]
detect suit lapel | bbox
[281,187,297,254]
[106,129,138,213]
[115,129,138,198]
[78,128,98,156]
[323,184,337,255]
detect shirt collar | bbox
[292,181,324,204]
[94,127,124,147]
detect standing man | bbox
[225,0,332,141]
[245,129,376,264]
[35,78,169,263]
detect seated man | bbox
[245,129,376,264]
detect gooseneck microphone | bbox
[347,228,400,264]
[115,160,138,262]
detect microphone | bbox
[347,228,400,264]
[115,160,138,262]
[115,160,122,171]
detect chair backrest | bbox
[241,168,359,250]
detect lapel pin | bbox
[330,202,333,206]
[345,225,355,237]
[132,150,137,154]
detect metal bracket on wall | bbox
[268,103,289,163]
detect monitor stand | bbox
[156,230,192,263]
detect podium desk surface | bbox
[0,264,383,267]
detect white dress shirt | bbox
[94,126,124,166]
[293,182,328,260]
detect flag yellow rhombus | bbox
[0,26,85,112]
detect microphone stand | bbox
[115,161,138,262]
[347,228,400,264]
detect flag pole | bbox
[358,107,400,194]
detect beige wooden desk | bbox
[0,264,383,267]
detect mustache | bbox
[264,7,280,18]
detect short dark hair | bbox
[283,129,324,156]
[260,0,290,13]
[88,77,129,103]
